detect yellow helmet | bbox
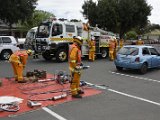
[26,49,33,55]
[73,36,83,45]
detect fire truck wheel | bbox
[101,49,108,58]
[42,51,53,60]
[56,49,68,62]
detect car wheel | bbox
[140,63,148,74]
[0,50,12,60]
[56,49,68,62]
[116,66,123,71]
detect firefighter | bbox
[109,38,116,61]
[69,36,84,98]
[119,38,124,49]
[136,38,144,45]
[113,37,118,60]
[9,49,33,83]
[88,36,96,61]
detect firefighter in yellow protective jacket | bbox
[136,38,144,45]
[119,38,124,49]
[69,36,84,98]
[109,38,116,61]
[113,37,118,60]
[9,49,33,83]
[88,37,96,61]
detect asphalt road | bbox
[1,44,160,120]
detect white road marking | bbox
[108,88,160,106]
[42,107,67,120]
[86,82,160,107]
[110,71,160,83]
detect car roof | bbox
[124,45,154,49]
[0,36,15,38]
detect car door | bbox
[149,48,160,67]
[142,47,152,67]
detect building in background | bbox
[0,20,27,38]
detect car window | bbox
[142,48,150,55]
[118,47,138,56]
[149,48,159,55]
[2,37,12,43]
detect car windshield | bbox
[118,47,138,56]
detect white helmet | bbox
[74,36,83,45]
[113,36,116,40]
[91,36,95,40]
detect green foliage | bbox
[82,0,98,26]
[82,0,152,39]
[126,31,138,40]
[0,0,37,27]
[20,10,55,29]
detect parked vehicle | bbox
[114,45,160,74]
[17,38,25,49]
[0,36,20,60]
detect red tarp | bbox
[0,74,102,117]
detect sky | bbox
[36,0,160,25]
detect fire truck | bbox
[25,18,116,62]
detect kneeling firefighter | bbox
[69,36,84,98]
[9,49,33,83]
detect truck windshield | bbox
[26,30,35,39]
[36,23,51,38]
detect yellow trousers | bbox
[70,72,81,95]
[89,51,95,61]
[113,49,117,60]
[109,50,114,61]
[11,62,24,81]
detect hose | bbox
[0,103,20,112]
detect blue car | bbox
[114,45,160,74]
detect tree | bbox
[82,0,98,26]
[20,10,55,29]
[0,0,37,29]
[82,0,152,38]
[126,31,138,40]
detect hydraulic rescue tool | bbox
[27,100,42,108]
[52,93,67,100]
[55,71,70,84]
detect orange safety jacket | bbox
[89,40,96,52]
[136,40,144,45]
[9,50,28,65]
[119,39,124,48]
[109,41,116,51]
[69,44,82,72]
